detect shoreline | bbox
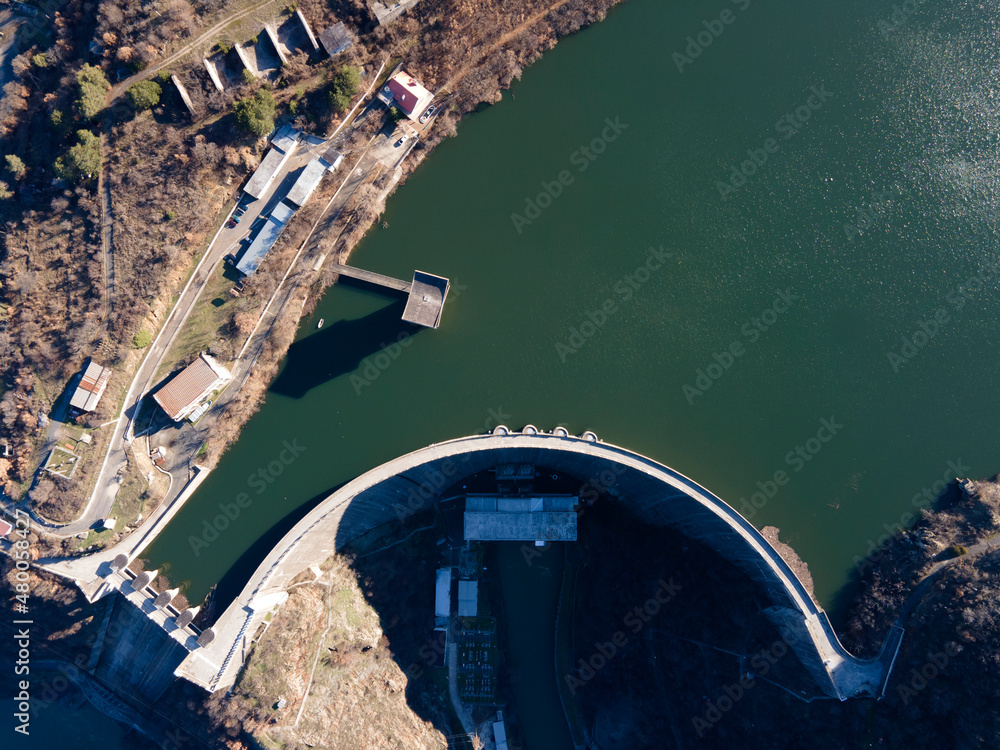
[14,0,625,560]
[194,0,627,467]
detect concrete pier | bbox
[264,24,288,65]
[336,265,450,328]
[203,57,225,91]
[170,74,197,118]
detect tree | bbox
[76,64,111,120]
[328,66,360,113]
[54,130,101,181]
[0,182,12,200]
[132,329,152,348]
[32,53,48,68]
[387,105,405,125]
[4,155,25,181]
[233,89,275,138]
[126,80,162,111]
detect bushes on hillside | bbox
[54,130,101,181]
[234,89,275,138]
[126,80,162,111]
[4,155,25,180]
[76,64,110,120]
[328,66,360,113]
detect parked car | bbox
[419,104,437,124]
[395,136,407,147]
[234,206,246,217]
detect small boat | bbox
[317,319,325,329]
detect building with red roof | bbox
[153,353,232,422]
[377,70,434,120]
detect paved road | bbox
[21,57,389,540]
[28,137,325,537]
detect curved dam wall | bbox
[176,430,899,697]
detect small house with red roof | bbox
[377,70,434,120]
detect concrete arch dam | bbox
[177,430,902,697]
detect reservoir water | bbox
[146,0,1000,634]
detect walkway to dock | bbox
[335,264,412,292]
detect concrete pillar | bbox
[131,571,153,592]
[175,607,200,629]
[154,588,179,609]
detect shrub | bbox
[250,35,258,44]
[0,182,12,200]
[328,66,360,113]
[76,64,111,120]
[126,80,162,111]
[164,209,175,220]
[218,42,231,54]
[54,130,101,182]
[387,105,405,125]
[32,53,48,68]
[242,68,256,85]
[234,88,275,138]
[5,155,26,180]
[946,544,969,558]
[132,329,152,348]
[156,70,171,83]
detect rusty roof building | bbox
[70,361,112,413]
[153,353,232,422]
